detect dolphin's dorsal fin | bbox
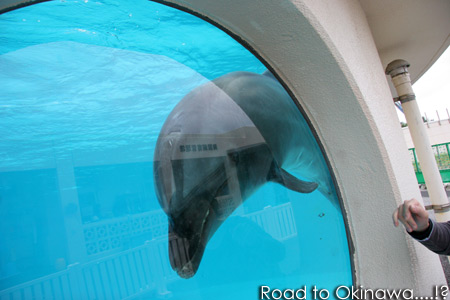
[268,162,318,194]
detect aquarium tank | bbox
[0,0,353,299]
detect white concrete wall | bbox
[158,0,446,293]
[403,120,450,148]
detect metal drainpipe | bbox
[386,59,450,222]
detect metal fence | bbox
[409,142,450,184]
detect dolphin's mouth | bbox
[168,194,226,278]
[168,210,210,278]
[166,164,228,278]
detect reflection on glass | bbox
[0,0,352,299]
[154,71,323,278]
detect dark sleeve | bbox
[409,219,450,255]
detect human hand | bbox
[392,198,430,232]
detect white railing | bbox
[0,238,176,300]
[0,202,297,299]
[245,203,297,241]
[82,210,167,256]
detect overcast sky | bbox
[397,46,450,123]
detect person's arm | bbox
[393,198,450,255]
[409,219,450,255]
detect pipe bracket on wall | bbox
[394,94,416,103]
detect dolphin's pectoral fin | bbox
[278,169,318,193]
[268,162,318,193]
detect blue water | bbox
[0,0,352,299]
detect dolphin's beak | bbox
[168,226,198,278]
[168,217,208,278]
[167,191,226,278]
[157,160,227,278]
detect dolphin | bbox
[153,70,333,278]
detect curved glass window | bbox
[0,1,352,299]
